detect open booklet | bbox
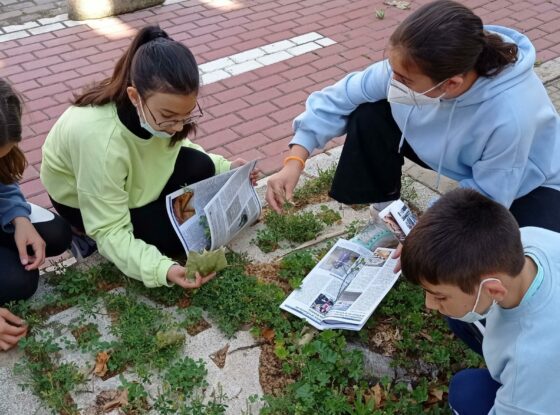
[165,160,261,253]
[280,199,417,331]
[280,239,401,331]
[378,199,417,243]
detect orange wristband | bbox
[284,156,306,169]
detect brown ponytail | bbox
[0,146,26,185]
[0,78,26,185]
[390,0,518,82]
[475,32,518,77]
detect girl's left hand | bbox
[12,217,46,271]
[230,158,261,186]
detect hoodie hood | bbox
[450,25,536,107]
[393,25,536,191]
[388,25,560,206]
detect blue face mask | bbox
[449,278,499,323]
[137,98,174,139]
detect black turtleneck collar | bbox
[116,99,152,140]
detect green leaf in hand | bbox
[185,248,228,280]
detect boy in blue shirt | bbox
[401,188,560,415]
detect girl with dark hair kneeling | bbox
[266,0,560,233]
[0,79,71,351]
[41,25,254,291]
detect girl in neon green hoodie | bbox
[41,25,248,290]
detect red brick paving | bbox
[0,0,559,208]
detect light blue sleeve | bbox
[290,60,392,153]
[0,182,31,232]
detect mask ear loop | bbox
[472,278,501,312]
[137,96,151,126]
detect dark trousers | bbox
[331,100,560,230]
[0,211,71,305]
[50,146,215,258]
[448,368,501,415]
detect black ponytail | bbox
[73,25,199,107]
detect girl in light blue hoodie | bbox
[0,79,71,351]
[266,0,560,233]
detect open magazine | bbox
[280,199,417,331]
[165,160,261,253]
[378,199,417,243]
[280,239,400,331]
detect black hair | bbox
[74,25,199,145]
[390,0,518,82]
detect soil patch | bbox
[258,344,297,397]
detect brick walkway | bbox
[1,0,560,209]
[0,0,66,26]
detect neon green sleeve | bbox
[182,139,232,174]
[79,189,174,287]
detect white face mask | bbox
[449,278,499,323]
[387,78,447,106]
[137,98,174,139]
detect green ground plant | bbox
[191,263,288,337]
[279,250,317,289]
[104,294,186,378]
[9,166,477,415]
[254,206,340,253]
[293,165,337,205]
[15,333,85,415]
[153,357,209,414]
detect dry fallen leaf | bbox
[101,389,129,411]
[93,351,110,378]
[261,327,276,342]
[296,326,316,347]
[372,383,385,407]
[384,0,411,10]
[419,330,433,342]
[209,344,229,368]
[426,386,445,405]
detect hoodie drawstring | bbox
[435,100,457,190]
[398,107,414,153]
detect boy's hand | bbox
[230,158,261,186]
[0,308,28,351]
[12,217,46,271]
[166,264,216,289]
[392,243,403,273]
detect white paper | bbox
[378,199,417,242]
[165,160,261,253]
[280,239,400,331]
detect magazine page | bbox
[165,169,236,253]
[322,247,400,328]
[204,160,261,250]
[378,199,417,242]
[280,239,374,330]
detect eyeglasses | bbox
[144,101,204,128]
